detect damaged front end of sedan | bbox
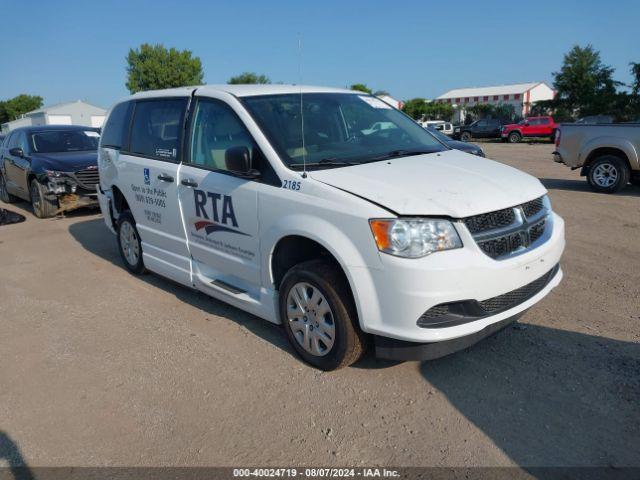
[37,168,100,214]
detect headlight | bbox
[45,170,66,178]
[369,218,462,258]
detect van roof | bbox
[128,84,358,100]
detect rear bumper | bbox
[97,186,116,234]
[552,151,564,164]
[375,312,522,361]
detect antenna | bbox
[298,35,307,178]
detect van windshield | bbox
[241,93,446,169]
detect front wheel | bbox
[508,132,521,143]
[117,210,146,274]
[460,132,472,142]
[279,260,366,370]
[587,155,630,193]
[30,179,58,218]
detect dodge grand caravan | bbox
[97,85,565,370]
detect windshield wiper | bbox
[289,158,362,170]
[363,149,437,162]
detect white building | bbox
[377,94,404,110]
[435,82,554,123]
[1,100,107,133]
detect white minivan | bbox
[97,85,565,370]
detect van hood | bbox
[310,150,547,218]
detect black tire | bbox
[508,132,521,143]
[586,155,630,194]
[116,210,146,274]
[30,179,58,218]
[279,259,366,371]
[460,132,472,142]
[0,172,18,203]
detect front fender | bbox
[260,213,384,333]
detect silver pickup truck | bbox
[553,123,640,193]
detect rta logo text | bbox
[192,189,249,237]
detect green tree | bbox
[349,83,372,94]
[402,98,427,119]
[630,62,640,96]
[552,44,620,117]
[0,94,44,123]
[125,43,204,94]
[227,72,271,84]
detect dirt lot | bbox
[1,142,639,469]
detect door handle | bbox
[157,173,174,183]
[181,179,198,188]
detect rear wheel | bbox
[460,132,472,142]
[587,155,630,193]
[508,132,521,143]
[117,210,146,274]
[0,172,18,203]
[279,259,366,371]
[30,179,58,218]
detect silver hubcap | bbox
[286,282,335,357]
[593,163,618,187]
[119,221,140,266]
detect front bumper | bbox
[375,312,524,361]
[352,212,565,344]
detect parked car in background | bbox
[0,125,100,217]
[575,115,614,124]
[553,122,640,193]
[427,127,484,156]
[362,121,396,135]
[420,120,453,136]
[453,118,503,142]
[501,116,558,143]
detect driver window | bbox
[190,100,256,171]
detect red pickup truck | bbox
[501,116,558,143]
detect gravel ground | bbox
[0,142,638,470]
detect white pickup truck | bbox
[553,123,640,193]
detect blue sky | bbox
[1,0,638,109]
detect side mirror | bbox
[225,146,260,179]
[524,122,530,127]
[9,147,24,158]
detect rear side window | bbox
[129,99,186,161]
[539,118,550,125]
[101,102,133,149]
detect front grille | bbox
[464,207,515,234]
[73,168,100,190]
[522,197,544,218]
[478,264,559,313]
[417,264,560,328]
[529,219,546,243]
[478,231,524,258]
[463,196,550,260]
